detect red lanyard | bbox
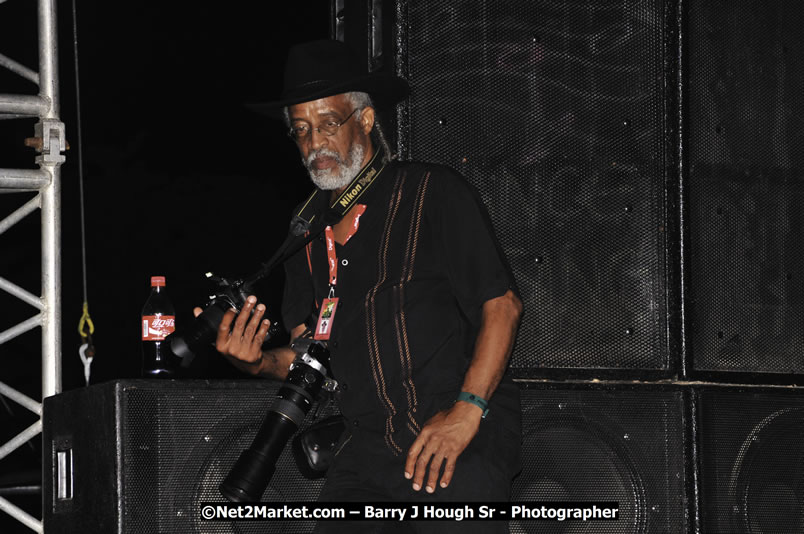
[323,204,367,288]
[313,204,367,341]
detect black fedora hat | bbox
[249,39,409,118]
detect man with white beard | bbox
[207,40,523,534]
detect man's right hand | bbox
[193,295,272,376]
[193,295,299,379]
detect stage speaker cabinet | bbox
[340,0,680,377]
[696,387,804,533]
[686,0,804,379]
[512,383,691,533]
[44,380,694,533]
[42,379,339,534]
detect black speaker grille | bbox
[399,0,669,373]
[511,385,688,533]
[687,1,804,374]
[122,381,337,533]
[698,389,804,533]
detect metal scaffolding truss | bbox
[0,0,65,531]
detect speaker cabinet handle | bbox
[56,448,73,501]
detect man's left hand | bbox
[404,401,483,493]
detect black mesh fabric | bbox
[398,0,669,373]
[121,381,338,533]
[697,389,804,533]
[511,385,688,533]
[687,1,804,374]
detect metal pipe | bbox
[40,167,61,397]
[0,382,42,415]
[0,421,42,462]
[38,0,59,120]
[0,277,44,311]
[0,169,50,190]
[0,114,34,121]
[0,495,42,533]
[0,315,43,346]
[0,94,49,116]
[38,0,62,398]
[0,52,39,85]
[0,194,41,235]
[0,2,67,532]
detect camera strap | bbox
[243,149,387,287]
[292,148,386,232]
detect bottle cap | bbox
[150,276,166,287]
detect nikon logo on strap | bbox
[295,149,386,229]
[337,165,380,208]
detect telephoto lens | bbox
[220,342,332,502]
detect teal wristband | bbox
[457,391,489,419]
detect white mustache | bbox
[306,148,342,169]
[303,142,364,191]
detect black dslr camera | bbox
[168,273,259,365]
[166,273,338,502]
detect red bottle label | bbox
[142,315,175,341]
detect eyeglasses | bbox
[287,108,359,141]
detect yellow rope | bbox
[78,300,95,339]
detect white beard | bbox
[304,143,366,191]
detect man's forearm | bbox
[236,323,308,379]
[459,289,523,403]
[404,289,523,492]
[221,345,294,379]
[257,346,295,379]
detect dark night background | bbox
[2,2,332,382]
[5,1,804,532]
[1,0,331,521]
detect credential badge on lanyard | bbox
[313,205,366,340]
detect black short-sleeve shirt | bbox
[282,161,520,455]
